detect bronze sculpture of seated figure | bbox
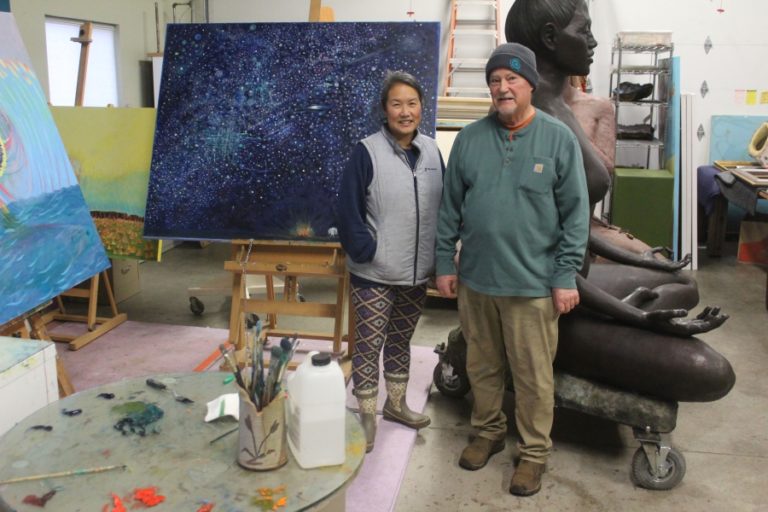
[502,0,734,402]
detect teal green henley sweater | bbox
[435,111,590,297]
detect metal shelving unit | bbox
[609,32,674,169]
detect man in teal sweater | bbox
[435,43,589,496]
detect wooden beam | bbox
[319,6,335,21]
[241,299,337,318]
[308,0,322,21]
[71,21,93,106]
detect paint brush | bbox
[0,464,127,485]
[208,426,239,445]
[262,345,284,405]
[249,319,263,400]
[273,336,299,396]
[218,344,246,392]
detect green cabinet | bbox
[610,168,674,249]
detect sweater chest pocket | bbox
[518,156,555,194]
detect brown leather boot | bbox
[382,374,430,429]
[354,387,378,453]
[509,460,545,496]
[458,436,505,470]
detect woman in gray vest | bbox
[337,71,444,452]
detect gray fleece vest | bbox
[347,127,443,285]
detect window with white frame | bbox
[44,17,119,106]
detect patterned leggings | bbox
[350,282,427,390]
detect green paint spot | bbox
[112,401,164,436]
[223,375,235,385]
[112,401,150,415]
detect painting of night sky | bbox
[144,22,440,241]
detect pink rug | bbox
[51,320,436,512]
[343,345,435,512]
[52,320,229,390]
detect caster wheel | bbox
[189,296,205,316]
[432,362,471,398]
[631,446,686,490]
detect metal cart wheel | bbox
[630,445,686,490]
[189,296,205,316]
[432,362,471,398]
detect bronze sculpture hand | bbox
[638,249,692,272]
[643,306,729,337]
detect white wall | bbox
[589,0,768,169]
[9,0,766,168]
[9,0,177,107]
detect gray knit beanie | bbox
[485,43,539,89]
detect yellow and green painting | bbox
[51,107,161,260]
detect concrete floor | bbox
[115,241,768,512]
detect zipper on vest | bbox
[400,145,423,286]
[412,171,420,285]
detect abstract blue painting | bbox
[144,22,440,241]
[0,12,109,325]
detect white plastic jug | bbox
[286,351,346,468]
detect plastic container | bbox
[286,351,346,468]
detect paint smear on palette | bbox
[104,493,127,512]
[196,504,215,512]
[132,487,165,506]
[253,486,287,511]
[112,401,164,436]
[22,490,56,507]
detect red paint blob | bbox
[133,487,166,507]
[22,490,56,507]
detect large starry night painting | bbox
[144,22,440,241]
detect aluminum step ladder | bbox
[443,0,501,97]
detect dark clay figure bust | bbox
[503,0,734,401]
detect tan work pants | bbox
[458,283,558,464]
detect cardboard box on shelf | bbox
[108,259,142,303]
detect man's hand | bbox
[552,288,579,315]
[436,275,458,299]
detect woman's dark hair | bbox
[379,70,424,113]
[505,0,582,53]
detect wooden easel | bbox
[72,21,93,106]
[308,0,335,22]
[42,271,127,350]
[225,241,354,362]
[1,309,75,397]
[44,20,127,350]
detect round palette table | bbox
[0,372,365,511]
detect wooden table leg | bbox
[29,314,75,397]
[707,195,728,257]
